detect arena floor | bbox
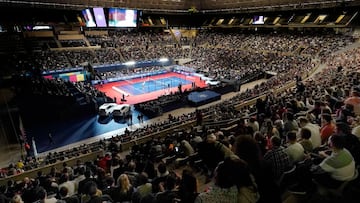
[95,72,207,104]
[0,79,266,167]
[1,72,205,157]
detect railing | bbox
[49,45,101,51]
[0,150,104,185]
[120,118,199,151]
[84,30,109,36]
[203,118,240,129]
[58,34,84,40]
[23,31,54,38]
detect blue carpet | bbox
[117,76,192,95]
[187,90,221,107]
[25,108,146,153]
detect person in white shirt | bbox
[352,124,360,140]
[58,173,75,196]
[314,134,356,188]
[351,117,360,140]
[35,187,59,203]
[285,131,305,164]
[298,117,321,148]
[72,167,86,192]
[247,117,259,133]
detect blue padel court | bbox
[117,76,192,95]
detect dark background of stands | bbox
[0,4,359,28]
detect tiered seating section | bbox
[1,30,360,203]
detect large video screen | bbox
[82,9,97,27]
[253,16,265,25]
[108,8,137,27]
[93,7,107,27]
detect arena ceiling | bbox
[0,0,358,12]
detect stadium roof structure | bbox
[0,0,358,12]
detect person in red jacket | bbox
[98,153,112,172]
[320,114,336,144]
[24,142,31,157]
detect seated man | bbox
[313,134,356,189]
[285,131,305,164]
[298,117,322,149]
[299,128,313,153]
[264,136,292,180]
[289,134,356,195]
[155,175,179,203]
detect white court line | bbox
[113,79,150,96]
[149,78,168,88]
[112,86,130,96]
[168,77,191,86]
[184,76,196,80]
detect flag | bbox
[32,137,38,158]
[19,116,26,142]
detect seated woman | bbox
[195,155,259,203]
[113,174,135,202]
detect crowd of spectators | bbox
[13,75,115,131]
[87,30,182,62]
[87,35,115,47]
[18,30,354,77]
[60,40,87,48]
[20,30,176,71]
[108,30,175,47]
[179,36,192,46]
[20,74,112,107]
[112,45,360,202]
[187,47,312,81]
[32,51,72,71]
[94,48,122,65]
[27,49,110,72]
[193,30,354,58]
[121,46,146,61]
[141,46,186,61]
[135,92,184,117]
[5,60,360,200]
[186,31,353,82]
[2,30,360,202]
[0,85,241,177]
[190,31,223,47]
[0,142,104,179]
[97,66,165,81]
[74,81,109,103]
[92,47,360,158]
[64,50,99,67]
[326,46,360,71]
[21,77,75,97]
